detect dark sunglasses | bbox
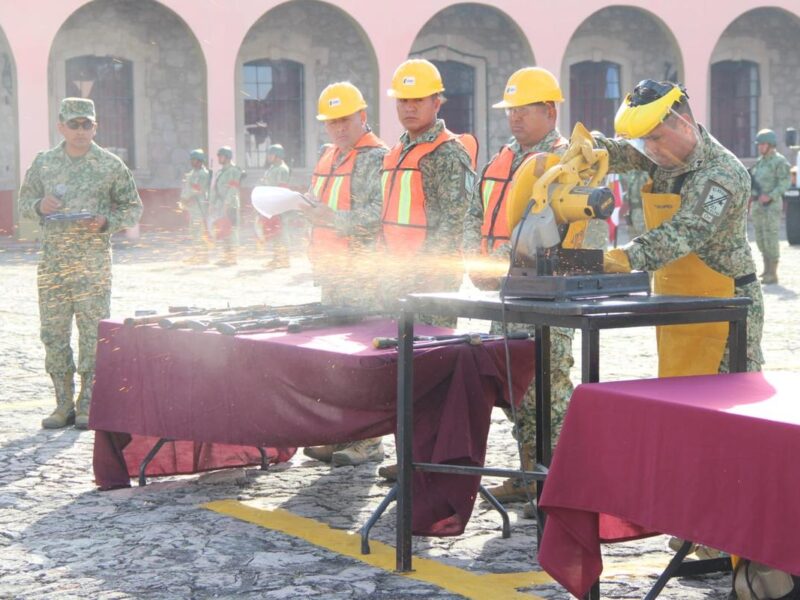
[65,119,95,130]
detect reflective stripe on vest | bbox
[381,129,473,254]
[479,145,523,253]
[310,132,385,254]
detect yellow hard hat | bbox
[387,59,444,99]
[493,67,564,108]
[317,82,367,121]
[614,80,686,139]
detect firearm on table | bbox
[216,307,380,335]
[372,331,531,350]
[123,306,206,326]
[159,302,322,329]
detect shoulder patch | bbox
[695,180,731,225]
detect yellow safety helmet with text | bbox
[387,59,444,99]
[614,80,687,139]
[316,82,368,121]
[493,67,564,108]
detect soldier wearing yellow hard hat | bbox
[462,66,602,511]
[301,81,389,467]
[376,58,478,482]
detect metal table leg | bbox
[534,325,551,545]
[360,485,398,554]
[257,447,270,471]
[138,437,171,486]
[396,306,415,572]
[478,485,511,539]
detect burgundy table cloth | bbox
[91,318,535,536]
[538,371,800,598]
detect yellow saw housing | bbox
[505,123,614,248]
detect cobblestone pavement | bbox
[1,227,797,600]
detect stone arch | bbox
[409,2,535,163]
[562,5,684,135]
[0,26,17,237]
[237,0,379,175]
[50,0,207,194]
[710,6,800,159]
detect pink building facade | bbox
[1,0,799,237]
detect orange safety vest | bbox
[381,129,478,254]
[479,145,528,253]
[309,131,386,253]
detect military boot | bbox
[74,372,94,430]
[303,444,346,463]
[484,444,537,503]
[41,373,75,429]
[762,259,779,285]
[331,438,385,467]
[216,247,237,267]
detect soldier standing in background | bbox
[301,81,388,467]
[18,98,142,429]
[210,146,244,267]
[377,58,478,481]
[179,148,211,264]
[749,128,790,285]
[259,144,291,270]
[621,169,649,238]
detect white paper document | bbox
[251,186,315,218]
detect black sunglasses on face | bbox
[65,119,95,130]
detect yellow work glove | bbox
[603,249,631,273]
[561,121,595,164]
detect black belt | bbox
[734,273,757,287]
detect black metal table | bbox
[393,291,750,575]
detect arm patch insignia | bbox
[695,181,730,225]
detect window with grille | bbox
[66,56,135,167]
[430,60,475,135]
[243,59,304,169]
[710,60,759,158]
[569,60,621,137]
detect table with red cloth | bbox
[538,371,800,598]
[90,318,535,536]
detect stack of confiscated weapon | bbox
[372,331,531,350]
[124,302,380,335]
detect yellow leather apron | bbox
[642,184,734,377]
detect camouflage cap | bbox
[189,148,207,162]
[217,146,233,159]
[59,97,96,122]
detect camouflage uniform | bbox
[750,149,790,262]
[597,126,764,371]
[19,138,142,424]
[180,165,210,246]
[380,119,475,327]
[259,161,291,260]
[317,145,387,308]
[622,169,649,237]
[210,162,244,251]
[464,129,595,447]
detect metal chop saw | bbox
[501,123,651,300]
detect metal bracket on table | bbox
[138,437,172,486]
[138,439,271,486]
[359,475,519,555]
[643,540,732,600]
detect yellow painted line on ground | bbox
[204,499,545,599]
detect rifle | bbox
[124,306,205,326]
[372,331,530,350]
[181,302,325,331]
[157,303,271,329]
[216,308,380,336]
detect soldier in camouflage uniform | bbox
[377,59,478,481]
[19,98,142,429]
[210,146,244,266]
[179,148,211,264]
[301,82,389,467]
[597,79,763,373]
[749,129,790,285]
[621,169,649,238]
[463,67,604,504]
[259,144,292,269]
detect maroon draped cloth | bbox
[91,318,535,536]
[538,372,800,598]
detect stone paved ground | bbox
[0,226,797,600]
